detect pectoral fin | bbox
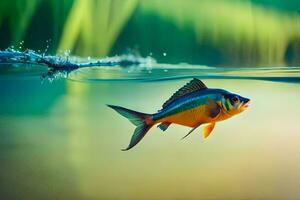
[181,123,202,140]
[203,123,215,138]
[206,98,221,119]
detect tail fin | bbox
[107,105,154,151]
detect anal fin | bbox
[203,123,215,138]
[157,122,171,131]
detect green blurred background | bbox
[1,0,300,66]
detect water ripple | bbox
[68,63,300,84]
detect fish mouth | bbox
[242,99,251,109]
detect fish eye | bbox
[231,96,239,103]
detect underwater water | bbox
[1,59,300,200]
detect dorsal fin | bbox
[162,78,208,109]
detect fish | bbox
[107,78,250,151]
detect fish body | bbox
[108,78,250,150]
[153,89,225,127]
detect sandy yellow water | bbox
[0,79,300,199]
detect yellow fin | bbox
[203,123,216,138]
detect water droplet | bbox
[64,50,71,57]
[163,53,167,56]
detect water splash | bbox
[0,48,300,84]
[0,49,155,80]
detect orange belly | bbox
[214,111,233,122]
[157,105,213,127]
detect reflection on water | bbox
[1,71,300,199]
[69,64,300,84]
